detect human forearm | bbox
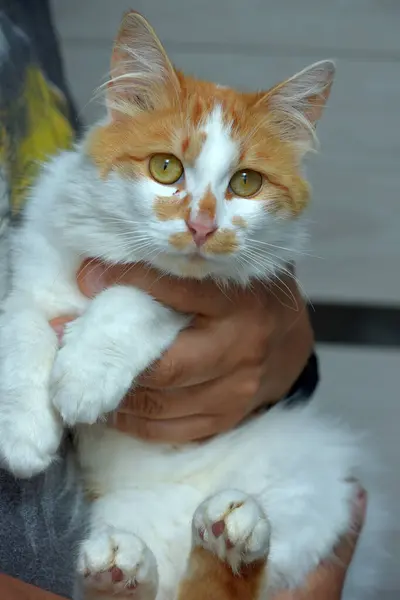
[0,575,67,600]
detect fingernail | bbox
[82,265,106,296]
[357,486,367,503]
[53,323,65,347]
[353,485,367,528]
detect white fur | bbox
[0,65,384,599]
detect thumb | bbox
[333,484,367,566]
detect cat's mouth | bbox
[187,252,206,263]
[185,248,224,263]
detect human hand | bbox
[51,260,313,442]
[272,486,367,600]
[58,259,313,443]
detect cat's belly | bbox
[76,423,237,495]
[75,406,380,596]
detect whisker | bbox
[241,249,299,310]
[247,238,321,260]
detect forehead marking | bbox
[195,105,238,188]
[182,132,207,166]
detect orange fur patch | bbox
[154,193,191,221]
[86,65,311,218]
[182,132,207,166]
[204,229,237,254]
[169,231,193,250]
[198,186,217,220]
[177,546,266,600]
[232,216,247,228]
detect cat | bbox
[0,10,383,600]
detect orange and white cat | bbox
[0,11,382,600]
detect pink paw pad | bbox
[83,566,139,594]
[193,491,271,570]
[79,531,158,596]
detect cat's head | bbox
[86,12,335,282]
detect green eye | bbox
[149,154,184,184]
[229,169,263,197]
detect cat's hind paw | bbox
[192,490,270,572]
[79,528,158,598]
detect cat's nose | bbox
[186,216,218,247]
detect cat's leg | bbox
[79,503,158,600]
[0,302,63,477]
[177,490,270,600]
[51,286,188,425]
[0,228,87,477]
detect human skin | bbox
[272,487,367,599]
[50,259,314,443]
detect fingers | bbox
[49,315,77,345]
[138,321,236,389]
[332,485,367,565]
[119,370,255,421]
[77,259,242,316]
[113,412,229,443]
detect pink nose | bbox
[186,217,218,247]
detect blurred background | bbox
[1,0,399,597]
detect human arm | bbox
[273,487,367,600]
[0,575,67,600]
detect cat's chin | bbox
[147,252,244,282]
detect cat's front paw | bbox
[79,528,158,598]
[0,400,63,478]
[193,490,270,572]
[51,330,134,426]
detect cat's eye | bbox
[149,154,184,185]
[229,169,263,198]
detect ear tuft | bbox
[105,11,180,119]
[256,60,336,154]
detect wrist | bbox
[258,303,315,407]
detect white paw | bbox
[0,398,62,478]
[79,528,158,597]
[193,490,270,571]
[51,324,133,425]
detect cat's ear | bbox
[254,60,335,154]
[107,11,180,119]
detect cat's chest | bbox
[77,425,235,493]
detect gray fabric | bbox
[0,439,86,599]
[0,1,86,596]
[0,222,85,599]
